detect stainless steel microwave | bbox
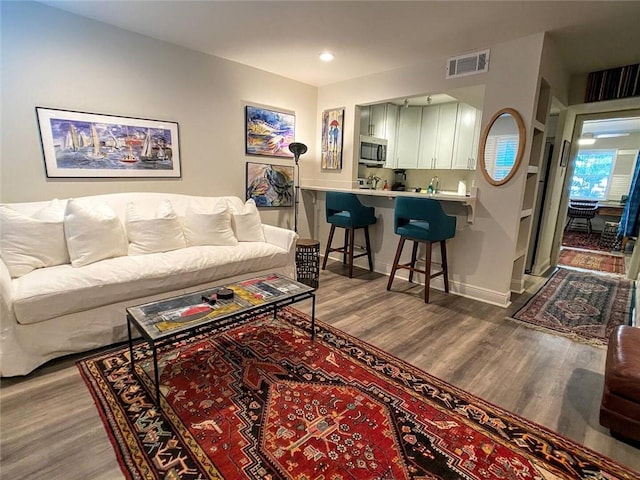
[359,135,387,167]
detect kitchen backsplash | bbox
[358,166,475,193]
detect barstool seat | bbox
[322,191,376,278]
[387,197,456,303]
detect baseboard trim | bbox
[322,254,512,308]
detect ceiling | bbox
[582,117,640,138]
[40,1,640,87]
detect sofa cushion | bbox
[227,198,266,242]
[126,200,186,255]
[0,200,69,277]
[64,199,128,267]
[183,200,238,247]
[13,242,289,325]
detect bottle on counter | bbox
[383,180,389,190]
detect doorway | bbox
[528,107,640,279]
[555,111,640,277]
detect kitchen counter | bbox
[302,185,478,223]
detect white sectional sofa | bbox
[0,192,297,376]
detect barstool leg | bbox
[408,241,419,283]
[322,224,336,270]
[387,237,405,291]
[424,241,432,303]
[348,228,355,278]
[343,228,349,265]
[364,226,373,272]
[440,240,449,293]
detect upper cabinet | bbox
[358,100,481,171]
[360,103,400,168]
[360,104,395,139]
[400,102,481,170]
[452,103,482,170]
[420,103,458,169]
[395,106,422,168]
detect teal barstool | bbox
[322,191,376,278]
[386,197,456,303]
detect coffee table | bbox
[126,273,316,405]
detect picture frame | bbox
[245,161,294,207]
[321,107,344,170]
[245,105,295,158]
[560,139,571,167]
[36,107,181,178]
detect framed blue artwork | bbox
[246,162,294,207]
[36,107,181,178]
[245,105,295,158]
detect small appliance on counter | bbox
[391,169,406,191]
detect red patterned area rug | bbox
[78,308,638,480]
[558,248,626,275]
[562,231,603,251]
[511,268,633,347]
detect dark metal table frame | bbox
[126,275,315,406]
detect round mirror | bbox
[479,108,526,186]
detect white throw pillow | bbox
[126,199,186,255]
[64,199,128,267]
[227,198,265,242]
[0,199,70,277]
[183,200,238,247]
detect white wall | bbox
[0,2,317,231]
[310,34,546,306]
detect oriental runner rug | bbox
[78,308,638,480]
[558,248,626,275]
[561,231,603,251]
[510,268,633,347]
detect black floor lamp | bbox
[288,142,307,233]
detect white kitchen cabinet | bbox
[452,103,482,170]
[395,107,422,168]
[384,104,399,168]
[434,103,458,168]
[360,103,396,139]
[417,103,457,169]
[417,106,439,168]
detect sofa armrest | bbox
[0,258,13,323]
[0,257,20,376]
[262,224,298,253]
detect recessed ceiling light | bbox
[319,52,334,62]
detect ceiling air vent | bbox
[446,49,490,79]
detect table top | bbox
[127,274,314,341]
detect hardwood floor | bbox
[1,265,638,479]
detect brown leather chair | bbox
[599,325,640,442]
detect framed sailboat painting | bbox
[36,107,181,178]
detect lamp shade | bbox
[289,142,308,161]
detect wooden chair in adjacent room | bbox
[387,197,456,303]
[321,191,376,278]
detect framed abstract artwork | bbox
[35,107,181,178]
[245,106,295,158]
[321,107,344,169]
[245,162,294,207]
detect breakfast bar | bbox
[300,185,480,302]
[302,185,478,223]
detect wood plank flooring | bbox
[1,265,638,479]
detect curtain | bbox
[618,151,640,238]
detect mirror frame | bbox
[478,107,526,186]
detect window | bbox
[484,135,518,181]
[570,149,617,201]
